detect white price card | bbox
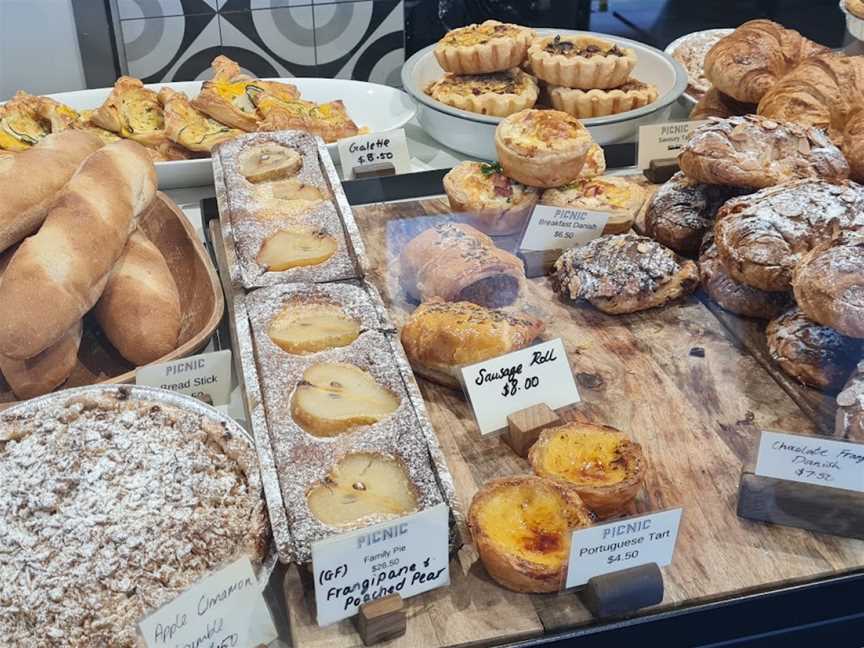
[460,338,580,435]
[312,504,450,626]
[519,205,609,252]
[755,430,864,492]
[136,349,232,411]
[637,120,706,170]
[337,128,411,179]
[138,556,259,648]
[565,508,682,588]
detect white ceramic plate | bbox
[665,28,734,108]
[19,78,416,189]
[402,29,688,160]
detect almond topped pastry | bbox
[435,20,535,74]
[468,476,593,593]
[426,68,539,117]
[528,35,637,89]
[291,362,401,436]
[548,78,659,118]
[400,298,545,388]
[256,227,338,271]
[495,108,595,187]
[540,175,647,234]
[553,232,700,314]
[268,299,361,354]
[307,452,419,528]
[443,160,540,235]
[528,422,646,518]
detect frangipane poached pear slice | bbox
[238,142,302,183]
[307,452,418,527]
[268,301,361,354]
[291,362,400,436]
[257,228,337,271]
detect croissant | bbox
[704,20,829,104]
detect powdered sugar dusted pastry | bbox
[678,115,849,188]
[766,306,861,390]
[553,232,700,314]
[528,35,637,89]
[443,161,540,235]
[400,298,545,388]
[435,20,535,74]
[495,109,594,188]
[836,360,864,439]
[793,230,864,338]
[669,29,733,96]
[540,176,646,235]
[426,68,538,117]
[548,79,658,118]
[714,179,864,292]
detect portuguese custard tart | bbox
[469,476,593,593]
[540,176,647,235]
[528,422,646,518]
[426,68,539,117]
[495,109,594,188]
[435,20,535,75]
[528,34,637,89]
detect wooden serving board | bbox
[0,192,224,405]
[284,196,864,648]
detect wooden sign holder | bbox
[642,157,679,184]
[354,594,406,645]
[579,562,664,618]
[517,248,561,279]
[737,469,864,540]
[504,403,562,457]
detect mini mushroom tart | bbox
[291,362,401,437]
[426,68,539,117]
[307,452,419,528]
[540,176,647,235]
[443,161,540,235]
[528,35,637,89]
[435,20,535,75]
[495,109,594,188]
[256,227,338,272]
[548,79,659,119]
[528,422,646,519]
[468,476,593,593]
[267,299,361,354]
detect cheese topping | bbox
[543,35,627,58]
[460,161,536,207]
[213,80,257,113]
[557,178,637,209]
[441,21,524,47]
[118,89,163,137]
[256,94,352,126]
[430,69,532,97]
[499,109,588,155]
[538,428,629,486]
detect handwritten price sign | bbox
[755,430,864,492]
[461,338,580,435]
[337,128,410,179]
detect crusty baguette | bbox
[0,140,157,360]
[94,229,181,366]
[0,130,102,254]
[0,322,83,399]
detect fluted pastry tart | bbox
[435,20,535,75]
[468,476,593,593]
[548,79,658,118]
[528,35,637,89]
[426,68,539,117]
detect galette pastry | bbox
[528,35,637,89]
[495,109,594,188]
[400,222,526,308]
[90,76,166,147]
[644,171,747,256]
[690,86,756,121]
[0,92,79,151]
[73,110,123,146]
[400,298,545,389]
[252,91,361,143]
[553,232,700,314]
[426,68,539,117]
[443,161,540,235]
[698,234,789,320]
[678,115,849,189]
[540,176,646,235]
[528,422,646,519]
[703,19,829,104]
[434,20,535,75]
[792,230,864,338]
[468,475,594,593]
[714,180,864,292]
[836,360,864,440]
[548,79,658,119]
[766,306,861,391]
[158,88,242,153]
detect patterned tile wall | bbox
[116,0,405,85]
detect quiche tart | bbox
[158,87,242,153]
[435,20,535,74]
[528,35,637,89]
[549,79,658,118]
[443,160,540,235]
[426,68,539,117]
[540,176,647,234]
[495,108,594,188]
[90,76,166,147]
[468,475,594,593]
[528,422,646,518]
